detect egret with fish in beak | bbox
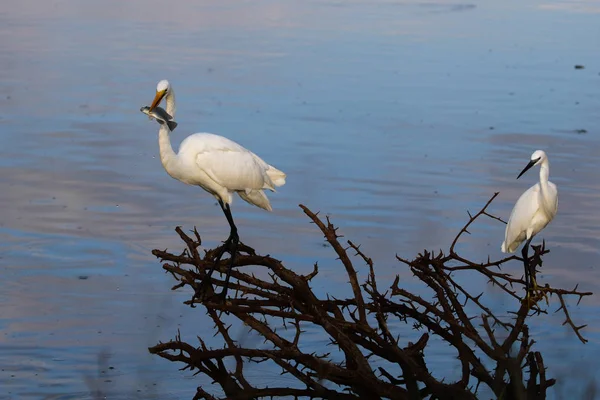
[143,79,286,303]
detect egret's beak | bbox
[148,89,167,112]
[517,157,540,179]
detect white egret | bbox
[146,79,286,300]
[501,150,558,296]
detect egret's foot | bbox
[204,290,228,304]
[207,233,239,301]
[195,278,215,301]
[192,278,230,304]
[215,289,228,303]
[522,283,550,310]
[219,234,239,300]
[523,290,535,309]
[522,288,543,309]
[531,277,550,306]
[192,244,228,304]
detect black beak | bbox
[517,158,539,179]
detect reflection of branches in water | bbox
[81,347,166,399]
[150,193,592,399]
[83,349,110,400]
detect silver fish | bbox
[140,105,178,131]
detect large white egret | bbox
[501,150,558,297]
[146,80,286,300]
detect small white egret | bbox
[145,79,286,300]
[501,150,558,296]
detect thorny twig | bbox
[149,193,592,399]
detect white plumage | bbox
[149,80,286,211]
[145,79,286,299]
[501,150,558,254]
[165,132,286,211]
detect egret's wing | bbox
[181,133,257,155]
[195,149,269,191]
[178,132,275,190]
[503,184,540,252]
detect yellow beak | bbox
[148,89,167,112]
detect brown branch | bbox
[207,309,251,390]
[556,293,588,344]
[300,205,367,324]
[149,195,591,400]
[449,191,500,254]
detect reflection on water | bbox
[0,0,599,397]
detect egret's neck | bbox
[165,89,176,118]
[158,123,179,175]
[539,158,552,211]
[539,158,550,184]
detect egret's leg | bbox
[219,202,239,300]
[521,238,549,306]
[199,201,239,301]
[521,238,531,299]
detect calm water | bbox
[1,0,599,398]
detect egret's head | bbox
[517,150,547,179]
[149,79,171,112]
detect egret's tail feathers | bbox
[266,166,286,187]
[238,189,272,212]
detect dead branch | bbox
[149,193,592,399]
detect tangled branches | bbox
[149,193,592,399]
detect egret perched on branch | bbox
[501,150,558,297]
[145,79,286,300]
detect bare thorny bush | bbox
[149,193,592,400]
